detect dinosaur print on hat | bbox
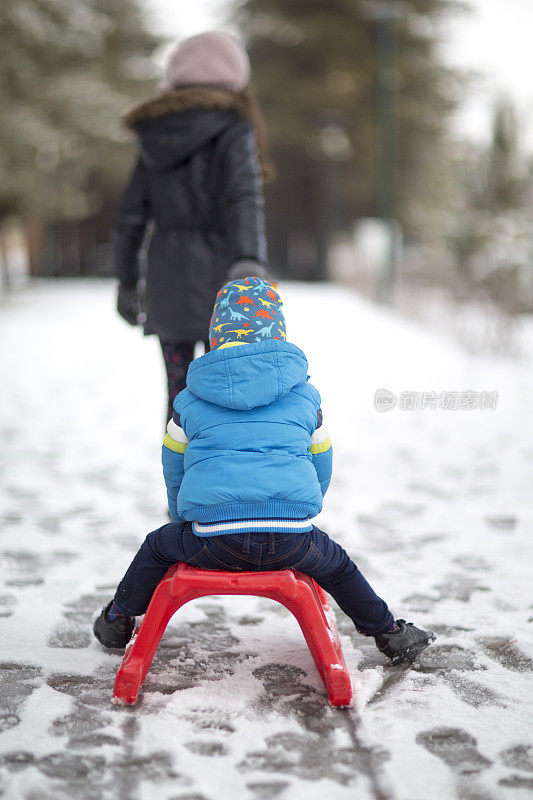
[209,277,286,349]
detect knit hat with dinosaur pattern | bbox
[209,277,286,350]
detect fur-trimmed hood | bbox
[122,86,250,129]
[122,87,250,170]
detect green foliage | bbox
[0,0,159,220]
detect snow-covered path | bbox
[1,279,532,800]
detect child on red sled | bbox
[94,278,435,665]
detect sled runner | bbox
[113,562,353,707]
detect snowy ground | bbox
[1,279,532,800]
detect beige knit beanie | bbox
[160,31,250,93]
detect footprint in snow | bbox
[0,594,17,617]
[416,727,492,774]
[0,662,42,729]
[484,515,517,531]
[432,573,490,603]
[444,674,506,708]
[497,744,533,789]
[499,744,533,772]
[247,780,290,799]
[477,637,533,672]
[452,554,492,572]
[184,740,229,757]
[412,643,485,673]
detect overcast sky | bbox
[145,0,533,148]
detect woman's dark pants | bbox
[159,340,208,422]
[114,523,394,636]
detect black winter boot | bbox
[374,620,436,665]
[93,601,135,649]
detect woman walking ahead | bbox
[114,31,270,420]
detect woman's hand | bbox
[117,283,143,326]
[226,259,269,282]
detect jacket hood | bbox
[135,109,235,169]
[122,87,249,170]
[186,340,309,410]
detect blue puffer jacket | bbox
[161,339,333,535]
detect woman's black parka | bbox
[114,87,267,341]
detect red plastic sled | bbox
[113,562,353,708]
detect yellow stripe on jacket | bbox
[310,436,332,455]
[163,418,189,454]
[310,421,331,455]
[163,433,187,454]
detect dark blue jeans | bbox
[114,523,394,635]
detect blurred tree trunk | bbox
[233,0,465,277]
[25,220,45,278]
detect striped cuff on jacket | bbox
[163,417,189,454]
[192,519,314,536]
